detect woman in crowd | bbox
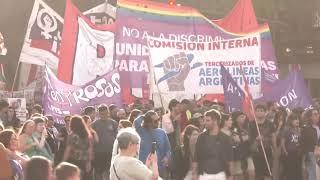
[272,107,288,180]
[18,120,38,157]
[129,109,142,124]
[134,110,171,178]
[181,125,200,180]
[281,113,302,180]
[110,128,159,180]
[63,116,92,179]
[0,142,13,180]
[232,111,255,180]
[32,117,54,161]
[0,130,26,180]
[24,156,53,180]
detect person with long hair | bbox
[129,109,142,124]
[18,120,37,156]
[0,142,13,180]
[281,113,302,180]
[24,156,53,180]
[134,110,171,179]
[182,125,200,180]
[232,111,255,180]
[0,130,26,180]
[63,115,92,179]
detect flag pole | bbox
[250,100,272,176]
[147,51,165,111]
[153,71,165,111]
[11,61,21,93]
[240,65,272,176]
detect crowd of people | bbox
[0,98,320,180]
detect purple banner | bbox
[43,67,122,123]
[256,70,312,110]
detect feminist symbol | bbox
[37,8,57,39]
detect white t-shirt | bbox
[110,155,153,180]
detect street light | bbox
[168,0,175,6]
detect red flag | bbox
[213,0,260,33]
[240,66,255,120]
[58,0,115,86]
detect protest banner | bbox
[7,98,27,122]
[43,67,122,123]
[148,35,261,97]
[115,0,278,94]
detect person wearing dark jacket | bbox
[301,108,320,180]
[193,109,232,180]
